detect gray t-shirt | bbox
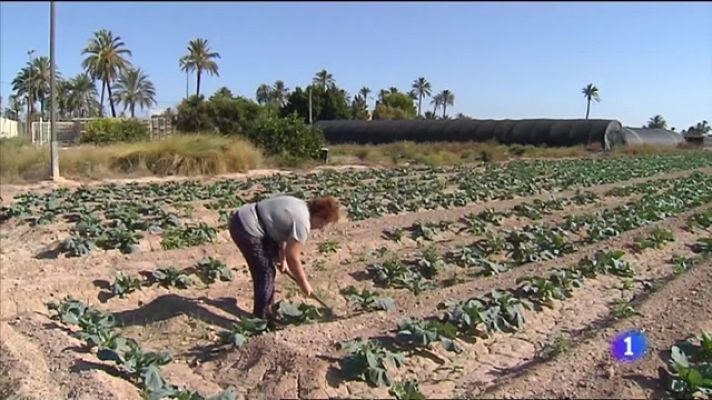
[237,195,311,244]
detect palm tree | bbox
[271,80,290,107]
[12,66,35,126]
[431,93,443,116]
[30,56,53,118]
[181,38,220,97]
[82,29,132,117]
[111,68,157,118]
[581,83,600,120]
[359,87,371,104]
[6,94,23,120]
[70,73,100,117]
[312,69,335,91]
[178,55,192,99]
[411,77,432,117]
[256,84,272,105]
[439,90,455,118]
[646,115,667,129]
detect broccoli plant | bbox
[665,330,712,398]
[339,338,406,387]
[366,259,432,294]
[271,301,323,325]
[61,234,97,258]
[152,267,192,289]
[162,223,217,250]
[389,379,426,400]
[47,297,117,347]
[195,257,233,284]
[220,317,270,347]
[318,240,341,254]
[395,318,461,353]
[111,271,143,297]
[632,228,674,252]
[341,286,395,312]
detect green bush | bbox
[174,94,261,135]
[80,118,149,145]
[246,111,325,160]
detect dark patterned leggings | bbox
[228,212,280,319]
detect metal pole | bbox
[49,1,59,180]
[27,50,34,141]
[308,86,313,124]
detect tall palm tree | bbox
[646,115,667,129]
[178,55,192,99]
[181,38,220,97]
[271,80,290,107]
[111,68,157,118]
[30,56,53,118]
[69,73,100,117]
[12,65,35,126]
[312,69,335,91]
[7,94,23,120]
[581,83,600,120]
[411,77,432,117]
[431,93,443,116]
[82,29,132,117]
[256,84,272,105]
[359,87,371,104]
[439,90,455,118]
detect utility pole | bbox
[49,1,59,180]
[27,49,35,141]
[308,86,313,124]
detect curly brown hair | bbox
[307,196,341,223]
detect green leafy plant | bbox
[666,331,712,398]
[395,318,461,353]
[632,228,674,252]
[537,334,571,360]
[610,299,637,319]
[669,255,697,275]
[152,267,192,289]
[339,338,406,387]
[47,297,117,347]
[389,379,426,400]
[111,271,143,298]
[341,286,395,311]
[366,259,432,294]
[318,240,341,254]
[691,238,712,255]
[162,223,217,250]
[271,301,323,325]
[195,257,233,284]
[220,317,270,347]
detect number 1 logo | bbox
[611,330,647,362]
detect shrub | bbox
[80,118,149,145]
[174,94,262,135]
[245,111,325,160]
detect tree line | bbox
[2,28,708,134]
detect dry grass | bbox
[329,141,593,166]
[0,135,695,184]
[0,134,265,183]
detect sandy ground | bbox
[0,166,710,399]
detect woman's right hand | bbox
[301,281,314,298]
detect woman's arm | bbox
[284,237,312,296]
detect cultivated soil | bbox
[0,163,710,400]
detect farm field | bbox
[1,153,712,400]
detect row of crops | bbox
[2,153,711,259]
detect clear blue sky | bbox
[1,1,711,129]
